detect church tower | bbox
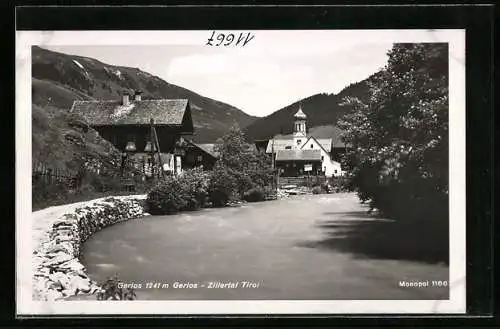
[293,105,307,148]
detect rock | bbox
[34,267,50,277]
[58,258,85,272]
[52,221,73,229]
[44,251,72,265]
[33,195,146,301]
[61,287,76,297]
[56,234,73,242]
[69,276,92,293]
[48,280,64,291]
[45,243,68,254]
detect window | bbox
[310,144,314,148]
[197,155,203,162]
[321,156,324,161]
[285,146,292,150]
[296,139,301,145]
[334,169,338,174]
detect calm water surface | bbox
[82,193,449,300]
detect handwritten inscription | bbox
[206,31,254,47]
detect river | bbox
[82,193,449,300]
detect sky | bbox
[45,31,394,117]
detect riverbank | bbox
[32,194,147,301]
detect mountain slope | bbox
[32,46,257,142]
[244,77,375,141]
[32,104,123,173]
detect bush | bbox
[328,176,349,193]
[208,164,236,207]
[178,167,210,210]
[243,187,266,202]
[263,185,277,200]
[145,167,210,215]
[32,178,70,209]
[88,173,122,192]
[312,186,324,194]
[96,275,137,301]
[233,170,254,199]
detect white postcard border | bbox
[16,29,466,315]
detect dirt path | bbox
[82,193,449,300]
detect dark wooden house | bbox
[70,91,194,177]
[182,142,218,171]
[254,139,269,153]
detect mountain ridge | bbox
[32,46,258,142]
[243,75,376,142]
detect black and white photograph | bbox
[16,29,465,315]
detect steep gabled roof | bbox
[300,136,332,153]
[195,143,219,158]
[265,137,294,153]
[275,149,322,161]
[70,99,190,126]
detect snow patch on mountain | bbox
[72,59,85,70]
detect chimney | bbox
[122,92,130,106]
[134,90,143,101]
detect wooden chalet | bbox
[182,142,218,171]
[70,91,194,178]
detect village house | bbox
[266,106,347,177]
[70,90,194,177]
[182,142,218,171]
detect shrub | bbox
[32,178,70,209]
[312,186,324,194]
[263,185,277,200]
[328,176,349,193]
[243,187,266,202]
[233,170,254,199]
[208,164,236,207]
[145,168,210,215]
[96,275,137,301]
[146,177,189,214]
[88,173,122,193]
[178,167,210,210]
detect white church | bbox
[265,106,346,177]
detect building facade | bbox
[182,142,218,171]
[266,106,346,177]
[70,91,194,178]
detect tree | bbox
[338,43,449,221]
[212,125,274,200]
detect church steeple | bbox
[294,106,307,120]
[293,104,307,148]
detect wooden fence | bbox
[32,162,81,189]
[32,161,144,192]
[278,175,327,188]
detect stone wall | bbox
[278,176,327,188]
[33,196,147,301]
